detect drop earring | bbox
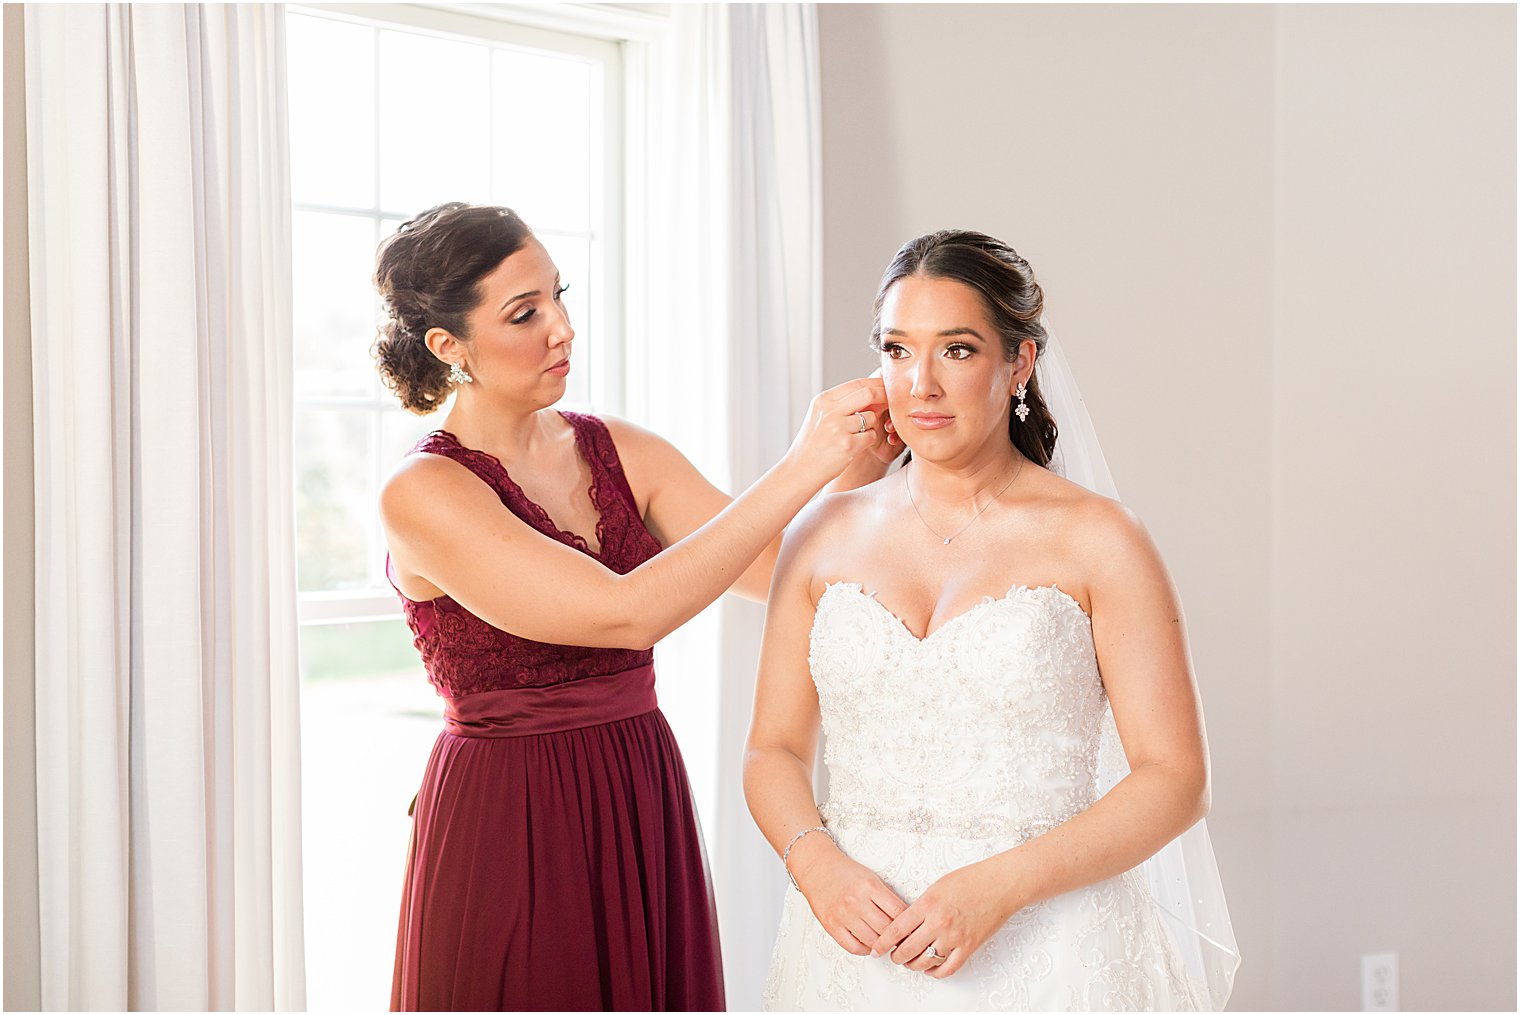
[1014,382,1030,423]
[448,361,473,385]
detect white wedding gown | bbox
[762,581,1211,1012]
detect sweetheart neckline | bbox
[818,580,1091,643]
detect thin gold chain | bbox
[904,458,1025,546]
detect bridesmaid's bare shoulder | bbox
[379,449,524,547]
[381,451,471,521]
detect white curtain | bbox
[636,4,823,1007]
[24,4,305,1009]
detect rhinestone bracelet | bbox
[781,825,837,890]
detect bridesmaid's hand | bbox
[859,367,905,467]
[868,366,905,462]
[873,410,905,461]
[792,839,908,957]
[782,377,890,489]
[870,861,1013,978]
[825,410,903,495]
[821,371,904,494]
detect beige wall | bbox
[1270,7,1516,1010]
[818,4,1515,1010]
[3,3,41,1010]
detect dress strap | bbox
[560,413,642,518]
[409,419,651,566]
[408,431,519,505]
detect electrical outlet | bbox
[1361,952,1398,1012]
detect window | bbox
[286,5,625,1007]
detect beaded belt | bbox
[821,799,1061,843]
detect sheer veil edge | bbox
[1040,325,1241,1011]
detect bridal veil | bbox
[1040,327,1242,1011]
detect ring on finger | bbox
[854,411,869,433]
[926,945,947,964]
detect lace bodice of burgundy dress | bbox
[389,412,664,698]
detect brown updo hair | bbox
[869,230,1058,467]
[373,202,534,414]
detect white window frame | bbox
[289,2,660,626]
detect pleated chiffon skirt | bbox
[391,671,725,1011]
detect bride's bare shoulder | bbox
[1036,476,1174,608]
[1025,464,1153,557]
[775,473,897,582]
[781,482,871,553]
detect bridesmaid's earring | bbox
[1014,382,1030,423]
[449,361,474,385]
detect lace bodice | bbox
[389,413,664,698]
[810,582,1108,847]
[763,581,1206,1010]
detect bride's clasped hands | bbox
[786,829,907,959]
[868,860,1020,979]
[791,833,1016,980]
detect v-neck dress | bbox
[387,412,724,1012]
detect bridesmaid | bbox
[374,202,892,1011]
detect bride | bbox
[744,230,1238,1011]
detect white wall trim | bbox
[420,3,669,42]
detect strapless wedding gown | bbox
[762,582,1209,1012]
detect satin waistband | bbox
[441,663,657,738]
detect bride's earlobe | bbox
[1008,339,1037,397]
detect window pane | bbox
[299,618,424,682]
[381,406,448,464]
[492,50,594,232]
[299,630,439,1011]
[294,210,384,400]
[378,31,491,214]
[538,233,592,406]
[288,15,376,209]
[296,409,374,592]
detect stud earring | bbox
[1014,382,1030,423]
[448,361,473,385]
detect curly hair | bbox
[372,203,534,414]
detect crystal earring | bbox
[1014,382,1030,423]
[448,361,473,385]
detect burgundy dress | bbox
[388,413,725,1012]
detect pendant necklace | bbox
[905,458,1025,546]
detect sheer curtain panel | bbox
[24,5,305,1009]
[640,4,823,1006]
